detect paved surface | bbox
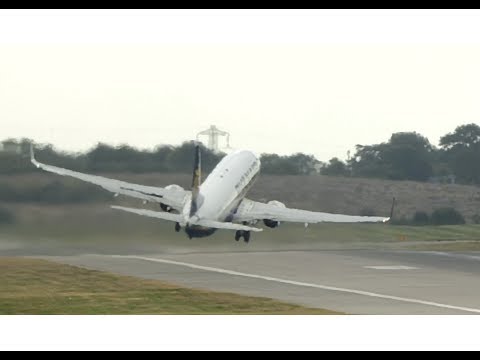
[36,248,480,314]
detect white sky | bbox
[2,10,480,161]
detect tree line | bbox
[0,140,320,176]
[322,123,480,185]
[1,123,480,183]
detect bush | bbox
[431,207,465,225]
[0,207,15,224]
[412,211,430,225]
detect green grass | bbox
[0,257,340,315]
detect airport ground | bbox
[2,204,480,315]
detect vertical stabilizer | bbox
[390,197,396,220]
[190,144,202,216]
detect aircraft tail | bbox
[190,144,202,216]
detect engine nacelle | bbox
[263,200,286,228]
[263,219,280,228]
[267,200,286,208]
[160,203,172,212]
[165,184,184,192]
[160,184,185,212]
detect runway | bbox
[39,248,480,314]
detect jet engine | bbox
[165,184,184,192]
[160,184,184,212]
[160,203,172,212]
[263,200,286,228]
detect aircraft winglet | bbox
[30,144,40,168]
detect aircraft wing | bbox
[31,147,188,211]
[233,198,390,224]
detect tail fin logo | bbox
[190,144,202,216]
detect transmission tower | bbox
[196,125,231,152]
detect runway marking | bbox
[110,255,480,314]
[364,265,419,270]
[428,251,480,261]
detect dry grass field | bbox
[2,172,480,222]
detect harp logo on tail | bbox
[190,144,202,216]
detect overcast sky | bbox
[2,10,480,161]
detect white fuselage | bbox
[189,150,260,225]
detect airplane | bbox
[30,144,390,243]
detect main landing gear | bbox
[175,222,181,232]
[235,230,251,243]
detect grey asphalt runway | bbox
[37,248,480,314]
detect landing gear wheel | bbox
[243,231,250,243]
[235,231,241,241]
[175,222,181,232]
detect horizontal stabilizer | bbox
[111,205,262,232]
[111,206,184,223]
[195,219,263,232]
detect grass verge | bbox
[0,257,340,315]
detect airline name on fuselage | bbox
[234,157,260,191]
